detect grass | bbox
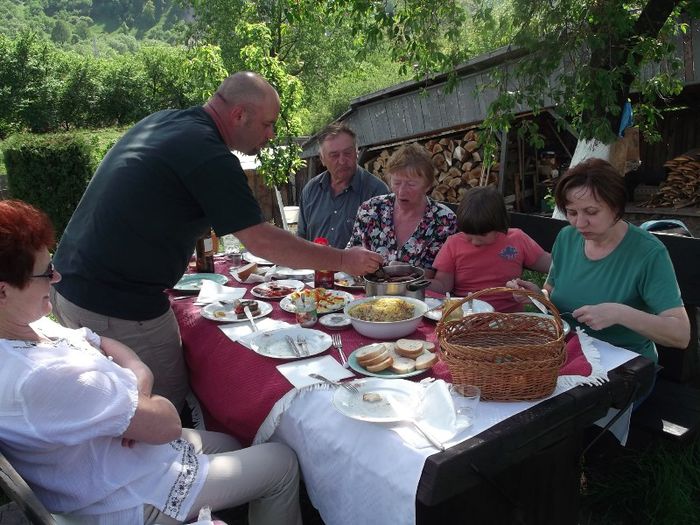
[580,436,700,524]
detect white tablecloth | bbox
[255,338,640,525]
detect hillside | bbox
[0,0,188,55]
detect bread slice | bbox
[356,344,387,365]
[415,352,438,370]
[236,262,258,281]
[365,355,394,373]
[422,341,436,353]
[358,348,392,367]
[395,339,425,359]
[390,356,416,374]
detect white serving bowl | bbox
[344,295,428,339]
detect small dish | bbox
[201,300,272,323]
[319,313,352,329]
[250,280,305,300]
[174,273,228,293]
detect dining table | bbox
[171,256,655,525]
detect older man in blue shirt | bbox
[297,123,388,248]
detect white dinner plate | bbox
[243,252,274,266]
[174,273,228,293]
[272,267,315,281]
[250,280,305,300]
[201,300,272,323]
[249,328,332,359]
[347,343,432,379]
[332,378,422,423]
[423,297,494,321]
[279,290,355,315]
[334,272,366,290]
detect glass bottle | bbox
[313,237,335,289]
[195,229,215,273]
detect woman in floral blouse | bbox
[346,143,457,276]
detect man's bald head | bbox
[213,71,279,108]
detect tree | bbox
[51,19,72,43]
[328,0,698,150]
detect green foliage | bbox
[4,131,102,237]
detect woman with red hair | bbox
[0,199,302,524]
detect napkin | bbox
[194,280,246,305]
[556,328,608,388]
[392,379,471,448]
[218,319,294,347]
[229,265,277,284]
[276,355,354,389]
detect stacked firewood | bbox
[642,149,700,208]
[365,129,500,204]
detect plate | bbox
[201,300,272,323]
[243,252,274,266]
[516,312,571,336]
[250,280,305,300]
[347,343,431,379]
[249,328,332,360]
[423,297,495,321]
[174,273,228,293]
[334,272,366,290]
[332,378,422,423]
[279,289,354,315]
[319,313,352,329]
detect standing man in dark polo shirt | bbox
[50,73,383,412]
[297,122,388,248]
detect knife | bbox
[528,295,549,315]
[243,305,258,332]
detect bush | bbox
[3,129,124,238]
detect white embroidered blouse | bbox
[0,317,207,524]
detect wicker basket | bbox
[436,287,566,401]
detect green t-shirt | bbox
[547,223,683,362]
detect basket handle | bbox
[439,286,564,331]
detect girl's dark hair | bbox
[456,186,509,235]
[554,158,627,220]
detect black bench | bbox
[509,212,700,445]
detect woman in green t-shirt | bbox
[509,158,690,362]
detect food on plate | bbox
[442,299,464,321]
[335,275,365,288]
[390,356,416,374]
[289,288,347,313]
[252,282,297,298]
[356,344,390,365]
[362,392,383,403]
[233,300,260,319]
[365,356,394,373]
[235,262,258,281]
[395,339,425,359]
[348,297,415,322]
[415,352,438,370]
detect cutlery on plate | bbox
[386,394,445,451]
[285,335,302,357]
[309,373,359,394]
[297,336,310,356]
[243,306,259,332]
[331,333,348,368]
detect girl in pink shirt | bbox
[430,186,551,312]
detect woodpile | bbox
[642,149,700,208]
[365,129,500,205]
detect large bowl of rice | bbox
[344,295,428,339]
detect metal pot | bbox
[364,264,431,300]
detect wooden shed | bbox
[298,19,700,218]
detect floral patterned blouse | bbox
[346,194,457,269]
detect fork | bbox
[309,373,360,394]
[297,336,310,356]
[331,333,348,368]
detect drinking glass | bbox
[451,384,480,427]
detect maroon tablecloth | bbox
[172,259,451,446]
